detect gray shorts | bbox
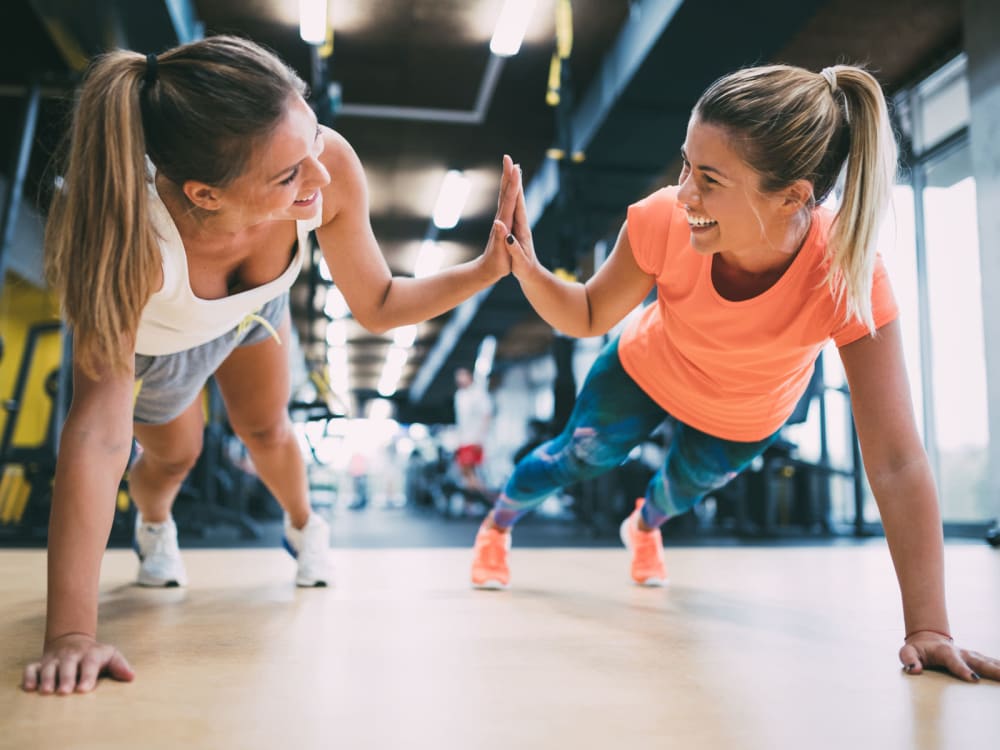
[133,293,288,425]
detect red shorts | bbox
[455,444,484,468]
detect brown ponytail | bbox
[45,51,158,378]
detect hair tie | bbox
[144,53,158,86]
[820,67,838,95]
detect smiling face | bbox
[676,116,800,262]
[209,94,331,225]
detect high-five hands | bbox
[499,156,538,281]
[480,154,523,282]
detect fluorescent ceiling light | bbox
[490,0,537,57]
[432,170,470,230]
[324,287,349,319]
[299,0,327,45]
[393,325,418,348]
[326,319,347,347]
[318,257,332,282]
[384,346,408,373]
[474,335,497,379]
[414,239,443,278]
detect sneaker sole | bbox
[295,578,329,588]
[472,579,508,591]
[136,574,185,588]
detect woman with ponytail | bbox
[25,35,518,694]
[470,63,999,683]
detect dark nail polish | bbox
[905,664,916,671]
[506,234,514,245]
[971,672,980,681]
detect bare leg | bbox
[130,398,206,523]
[214,315,310,529]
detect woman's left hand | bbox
[900,631,1000,682]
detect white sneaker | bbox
[133,514,188,587]
[282,513,332,587]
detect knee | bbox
[141,444,202,479]
[567,427,629,469]
[236,415,293,452]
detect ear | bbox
[182,180,222,211]
[778,179,814,215]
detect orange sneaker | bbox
[471,523,511,590]
[619,499,668,587]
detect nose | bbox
[303,154,331,191]
[676,170,698,208]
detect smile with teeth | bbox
[294,191,318,205]
[686,214,717,228]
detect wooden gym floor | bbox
[0,543,997,749]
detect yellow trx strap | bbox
[546,0,574,106]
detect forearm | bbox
[869,457,949,635]
[45,424,131,644]
[365,257,499,333]
[515,262,598,338]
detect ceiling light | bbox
[414,239,443,278]
[318,257,332,282]
[474,335,497,379]
[326,319,347,347]
[393,325,418,348]
[432,170,470,230]
[324,287,349,319]
[384,346,408,373]
[490,0,537,57]
[299,0,327,45]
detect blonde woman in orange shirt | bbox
[470,63,999,683]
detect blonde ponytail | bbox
[822,66,898,334]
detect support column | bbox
[963,0,1000,520]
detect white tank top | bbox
[134,180,322,355]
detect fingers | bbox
[513,168,529,235]
[940,647,979,682]
[901,640,999,683]
[899,643,923,675]
[495,154,511,217]
[106,649,136,683]
[961,649,1000,682]
[57,654,82,695]
[77,653,104,693]
[22,662,40,692]
[24,639,135,695]
[38,658,59,695]
[496,155,520,230]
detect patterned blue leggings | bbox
[492,337,782,529]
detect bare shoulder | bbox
[318,127,367,226]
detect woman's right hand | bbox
[23,633,135,695]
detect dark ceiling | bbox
[0,0,962,422]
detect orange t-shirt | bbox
[618,186,898,442]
